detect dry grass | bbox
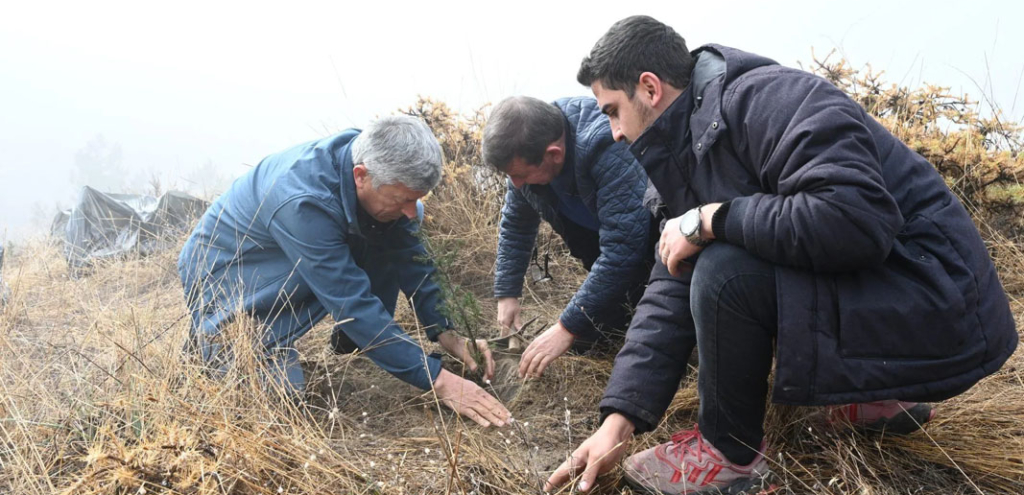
[2,74,1024,494]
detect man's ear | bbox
[545,142,564,165]
[637,72,664,107]
[352,164,370,188]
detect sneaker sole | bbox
[623,470,777,495]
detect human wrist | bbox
[426,325,447,342]
[433,368,449,388]
[601,412,636,437]
[700,203,721,239]
[437,331,465,351]
[433,368,456,390]
[679,206,713,246]
[555,320,576,340]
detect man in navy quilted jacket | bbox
[483,96,656,379]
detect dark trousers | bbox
[691,242,778,465]
[550,214,657,353]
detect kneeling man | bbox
[483,96,656,379]
[548,16,1018,493]
[179,115,509,427]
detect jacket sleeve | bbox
[559,145,651,335]
[389,214,453,342]
[718,68,903,272]
[494,180,540,298]
[598,256,695,433]
[265,195,441,390]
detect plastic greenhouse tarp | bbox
[52,186,208,271]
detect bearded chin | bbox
[620,99,656,145]
[635,100,656,136]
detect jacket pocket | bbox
[834,213,972,359]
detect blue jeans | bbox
[184,245,405,396]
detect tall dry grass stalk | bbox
[2,68,1023,494]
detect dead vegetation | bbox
[1,56,1023,494]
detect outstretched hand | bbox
[438,330,495,381]
[496,297,526,351]
[545,413,635,492]
[518,321,574,379]
[433,369,510,427]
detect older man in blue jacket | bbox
[484,96,655,379]
[179,115,509,427]
[547,16,1018,494]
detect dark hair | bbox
[577,15,693,97]
[482,96,565,170]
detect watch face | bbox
[680,209,700,235]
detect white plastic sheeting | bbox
[52,186,208,272]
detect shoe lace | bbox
[666,424,721,465]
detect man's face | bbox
[503,153,563,189]
[591,80,657,144]
[353,165,426,223]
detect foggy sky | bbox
[2,0,1022,242]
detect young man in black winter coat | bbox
[546,15,1018,495]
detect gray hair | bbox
[482,96,565,170]
[351,115,444,191]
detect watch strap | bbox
[685,205,713,247]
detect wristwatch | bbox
[678,205,713,247]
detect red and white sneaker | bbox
[622,424,774,495]
[827,400,935,434]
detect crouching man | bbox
[547,16,1018,493]
[179,115,510,427]
[482,96,656,379]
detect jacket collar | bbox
[337,138,363,237]
[628,47,730,166]
[629,82,695,162]
[559,115,579,195]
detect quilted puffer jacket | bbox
[494,97,653,335]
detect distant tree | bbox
[29,201,61,230]
[182,159,231,199]
[71,134,126,192]
[147,170,164,197]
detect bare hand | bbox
[659,216,702,277]
[518,321,574,379]
[545,413,635,492]
[438,331,495,381]
[496,297,525,351]
[433,369,510,427]
[660,204,720,277]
